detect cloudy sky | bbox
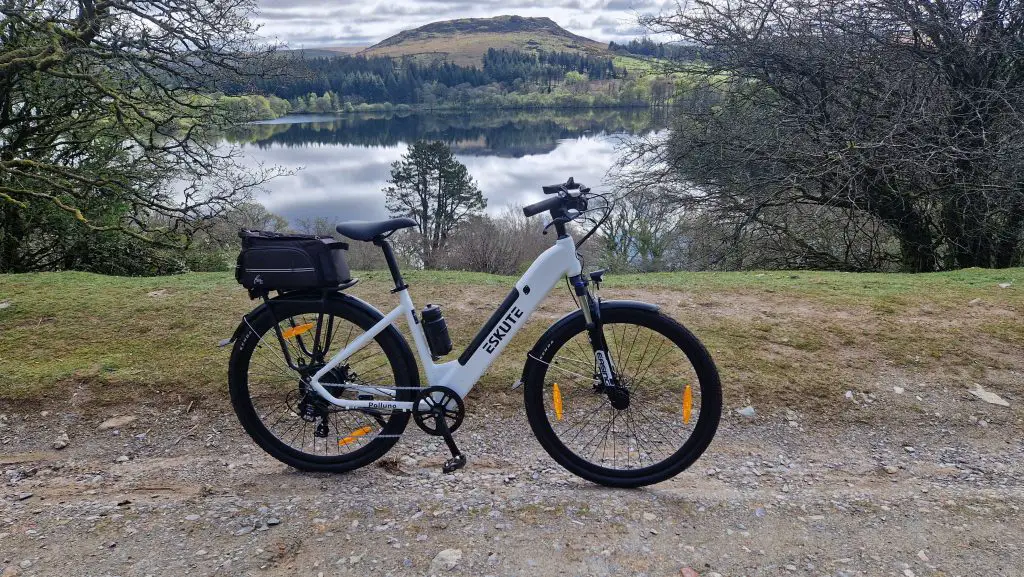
[253,0,677,49]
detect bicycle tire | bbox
[228,295,417,472]
[523,305,722,487]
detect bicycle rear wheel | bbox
[228,295,417,472]
[523,305,721,487]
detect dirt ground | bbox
[1,382,1022,577]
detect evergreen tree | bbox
[384,141,486,267]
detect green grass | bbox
[1,268,1022,414]
[613,55,663,76]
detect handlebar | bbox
[523,177,610,247]
[524,177,589,218]
[523,195,565,217]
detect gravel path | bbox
[1,390,1022,577]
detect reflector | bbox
[552,382,563,421]
[338,426,372,446]
[281,322,315,340]
[683,384,692,424]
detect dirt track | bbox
[1,385,1022,577]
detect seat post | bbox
[373,238,407,292]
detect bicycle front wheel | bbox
[523,305,722,487]
[228,295,417,473]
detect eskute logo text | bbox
[483,306,524,353]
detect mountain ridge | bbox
[357,15,609,66]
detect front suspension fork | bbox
[570,274,617,388]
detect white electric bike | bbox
[227,178,721,487]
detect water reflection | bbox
[231,109,667,226]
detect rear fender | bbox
[224,291,417,377]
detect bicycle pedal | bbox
[442,454,466,474]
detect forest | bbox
[241,47,622,110]
[608,38,705,61]
[218,45,679,116]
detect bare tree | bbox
[442,206,550,274]
[600,188,690,272]
[295,216,336,238]
[633,0,1024,272]
[0,0,284,272]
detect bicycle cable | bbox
[563,190,613,307]
[574,192,614,249]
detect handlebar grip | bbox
[523,195,563,218]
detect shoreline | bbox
[250,103,678,123]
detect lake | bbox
[227,108,668,226]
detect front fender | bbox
[518,299,659,383]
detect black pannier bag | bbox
[235,230,351,295]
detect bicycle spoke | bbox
[621,324,642,377]
[242,310,402,460]
[629,337,670,396]
[552,353,593,370]
[535,356,595,382]
[561,397,611,443]
[541,318,703,473]
[572,337,592,367]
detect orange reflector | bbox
[683,384,693,424]
[338,426,372,446]
[552,382,563,421]
[281,322,315,340]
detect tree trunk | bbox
[994,195,1024,268]
[897,232,937,272]
[0,203,24,273]
[871,189,937,272]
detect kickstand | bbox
[434,411,466,474]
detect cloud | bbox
[599,0,661,10]
[592,15,622,27]
[600,23,648,37]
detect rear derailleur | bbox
[296,388,333,438]
[296,364,392,438]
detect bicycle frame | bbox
[306,234,583,411]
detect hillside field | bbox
[358,16,608,67]
[360,31,605,67]
[1,268,1021,419]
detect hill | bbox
[358,15,609,66]
[280,47,364,59]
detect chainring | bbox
[412,386,465,436]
